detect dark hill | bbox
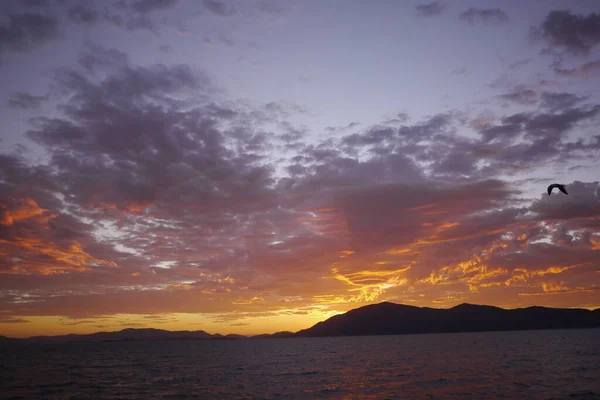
[296,302,600,337]
[252,331,296,339]
[26,328,220,344]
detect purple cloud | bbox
[460,7,509,25]
[416,2,445,18]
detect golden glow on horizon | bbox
[0,307,345,338]
[2,198,599,338]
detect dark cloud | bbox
[130,0,179,13]
[121,15,158,33]
[416,2,445,18]
[338,113,452,160]
[430,147,477,177]
[64,2,166,33]
[523,105,600,141]
[202,32,238,47]
[159,44,173,53]
[498,89,537,106]
[78,41,129,73]
[341,127,396,148]
[529,181,600,222]
[451,67,467,75]
[255,0,284,16]
[478,122,522,144]
[0,12,60,59]
[333,180,512,253]
[478,103,600,147]
[59,319,96,326]
[508,58,531,70]
[7,92,47,109]
[67,4,99,23]
[203,0,236,17]
[555,60,600,79]
[22,0,48,6]
[459,8,509,25]
[0,316,29,323]
[535,10,600,56]
[540,92,589,111]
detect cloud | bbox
[7,92,47,109]
[476,102,600,149]
[451,67,467,75]
[498,89,537,106]
[332,179,513,253]
[159,44,173,53]
[459,7,509,25]
[202,0,236,17]
[416,2,445,18]
[535,10,600,56]
[59,319,97,326]
[555,60,600,79]
[0,180,121,276]
[2,44,600,326]
[255,0,285,16]
[508,58,531,70]
[77,41,129,73]
[67,5,99,24]
[540,92,589,111]
[0,316,29,323]
[529,181,600,222]
[130,0,179,14]
[64,1,172,33]
[22,0,48,7]
[1,60,294,285]
[0,12,60,59]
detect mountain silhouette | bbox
[4,303,599,344]
[21,328,223,344]
[296,302,600,337]
[252,331,296,339]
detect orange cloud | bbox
[1,198,54,227]
[93,200,153,214]
[0,238,117,275]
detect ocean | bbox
[2,328,599,399]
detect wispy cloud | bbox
[459,7,509,25]
[416,2,445,18]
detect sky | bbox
[1,0,600,338]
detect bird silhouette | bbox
[547,183,568,195]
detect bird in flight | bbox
[547,183,568,195]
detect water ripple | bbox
[1,328,599,399]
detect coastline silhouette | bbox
[4,302,598,344]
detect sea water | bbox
[2,328,599,399]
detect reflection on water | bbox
[2,328,599,399]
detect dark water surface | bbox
[2,328,599,399]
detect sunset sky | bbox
[1,0,600,338]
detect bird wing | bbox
[559,185,568,195]
[547,184,558,195]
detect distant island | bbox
[295,302,600,337]
[2,302,599,344]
